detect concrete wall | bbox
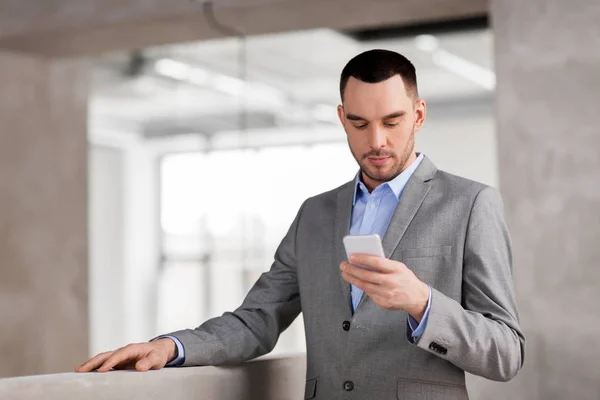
[467,1,600,399]
[0,52,89,377]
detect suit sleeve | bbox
[165,201,306,366]
[413,186,525,381]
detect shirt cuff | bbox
[152,335,185,367]
[407,286,432,339]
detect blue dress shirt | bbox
[349,153,430,338]
[161,153,431,366]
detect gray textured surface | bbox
[0,0,487,56]
[467,1,600,399]
[0,356,306,400]
[0,52,89,378]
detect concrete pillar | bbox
[0,52,89,377]
[468,1,600,399]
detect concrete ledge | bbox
[0,355,306,400]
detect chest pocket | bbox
[399,245,453,287]
[401,245,452,259]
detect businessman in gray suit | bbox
[78,49,525,399]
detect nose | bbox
[367,125,386,150]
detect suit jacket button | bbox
[429,342,447,355]
[343,381,354,391]
[342,321,351,331]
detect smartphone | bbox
[343,234,386,269]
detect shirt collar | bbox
[352,153,425,206]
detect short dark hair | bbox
[339,49,418,101]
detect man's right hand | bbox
[75,338,178,373]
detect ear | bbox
[414,99,427,132]
[337,104,345,125]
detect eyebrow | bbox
[346,111,406,121]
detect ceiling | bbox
[0,0,488,56]
[90,25,494,139]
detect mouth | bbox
[366,156,391,166]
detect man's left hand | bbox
[340,254,430,322]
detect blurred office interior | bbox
[89,21,496,358]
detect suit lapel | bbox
[356,155,438,310]
[382,155,437,257]
[334,180,355,317]
[381,179,431,258]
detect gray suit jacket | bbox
[169,156,525,399]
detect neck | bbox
[361,152,418,192]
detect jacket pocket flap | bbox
[397,377,467,400]
[402,245,452,259]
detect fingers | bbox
[76,351,114,372]
[111,360,138,370]
[348,254,399,273]
[96,345,142,373]
[340,262,385,284]
[76,342,170,373]
[135,351,165,372]
[341,269,380,295]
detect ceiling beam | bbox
[0,0,488,57]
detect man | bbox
[78,49,525,399]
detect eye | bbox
[384,122,398,128]
[353,124,368,130]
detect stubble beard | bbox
[356,127,416,184]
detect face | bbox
[338,75,426,191]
